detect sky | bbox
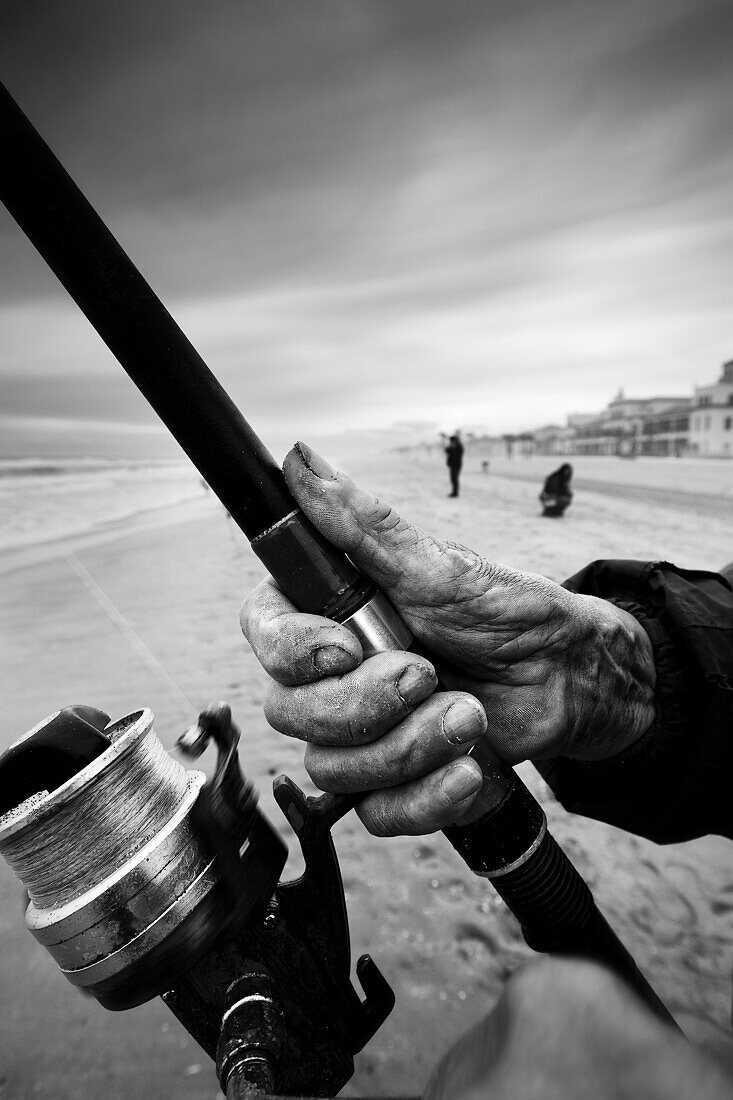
[1,0,732,459]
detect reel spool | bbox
[0,705,286,1011]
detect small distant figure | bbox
[444,434,464,497]
[539,463,573,517]
[481,460,490,474]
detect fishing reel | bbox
[0,703,395,1098]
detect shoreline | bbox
[0,493,214,578]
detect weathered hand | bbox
[240,443,656,836]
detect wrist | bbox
[565,595,657,760]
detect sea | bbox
[0,457,204,552]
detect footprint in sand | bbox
[710,882,733,917]
[412,843,439,864]
[453,919,528,985]
[657,859,733,925]
[424,874,473,903]
[679,930,731,980]
[454,920,503,962]
[629,863,699,946]
[666,859,704,890]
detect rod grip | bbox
[489,828,678,1027]
[445,777,676,1026]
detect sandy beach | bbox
[1,447,732,1099]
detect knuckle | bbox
[360,793,438,838]
[304,744,360,793]
[260,617,339,685]
[329,660,413,743]
[437,543,498,604]
[238,589,260,640]
[364,737,418,788]
[344,714,373,747]
[303,745,332,789]
[395,736,422,782]
[240,579,282,638]
[358,798,400,838]
[260,627,296,682]
[263,686,297,736]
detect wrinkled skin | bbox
[240,446,732,1097]
[241,443,657,837]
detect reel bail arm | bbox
[168,704,396,1097]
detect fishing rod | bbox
[0,81,676,1028]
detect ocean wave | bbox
[0,457,187,478]
[0,460,203,551]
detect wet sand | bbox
[0,449,732,1098]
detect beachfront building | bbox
[563,412,596,454]
[516,414,592,456]
[573,390,690,457]
[501,432,535,458]
[639,404,690,456]
[422,364,733,460]
[688,361,733,457]
[531,423,574,455]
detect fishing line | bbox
[0,711,190,905]
[63,551,195,719]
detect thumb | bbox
[282,442,477,613]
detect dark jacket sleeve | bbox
[534,560,733,844]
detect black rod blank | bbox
[0,82,291,542]
[0,82,371,619]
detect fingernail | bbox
[397,664,432,706]
[442,700,486,745]
[295,441,336,480]
[313,645,353,673]
[441,761,483,804]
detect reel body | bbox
[0,705,285,1009]
[0,703,394,1096]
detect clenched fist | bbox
[241,443,656,837]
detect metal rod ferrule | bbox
[341,591,414,658]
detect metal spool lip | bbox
[39,838,216,970]
[62,812,288,1010]
[28,770,207,947]
[0,708,152,843]
[58,848,224,989]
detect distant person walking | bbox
[540,462,573,516]
[444,434,464,497]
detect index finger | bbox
[240,577,363,686]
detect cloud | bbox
[1,1,733,453]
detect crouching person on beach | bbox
[240,443,733,1100]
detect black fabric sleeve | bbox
[534,560,733,844]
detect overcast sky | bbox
[1,0,732,458]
